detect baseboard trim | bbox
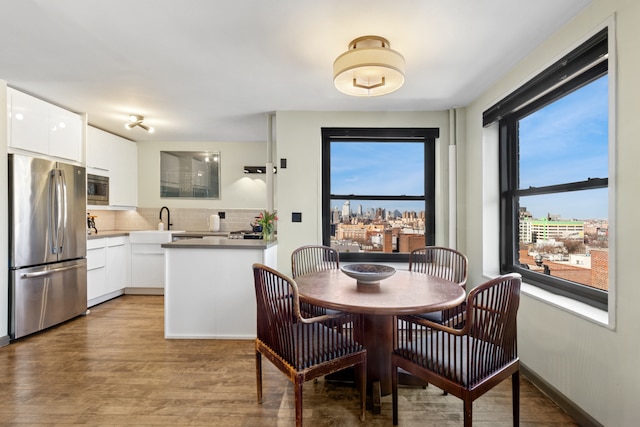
[520,363,604,427]
[124,287,164,296]
[88,289,125,308]
[0,335,9,348]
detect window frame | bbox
[321,127,439,263]
[492,29,609,310]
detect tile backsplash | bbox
[86,208,269,233]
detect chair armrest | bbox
[299,311,353,325]
[399,313,468,336]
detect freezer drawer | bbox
[10,258,87,339]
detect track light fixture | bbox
[244,166,277,174]
[125,114,154,133]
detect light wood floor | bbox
[0,295,577,426]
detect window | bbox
[486,28,609,309]
[322,128,439,262]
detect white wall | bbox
[275,111,450,277]
[462,1,640,425]
[136,140,268,209]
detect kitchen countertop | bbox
[162,235,277,249]
[87,230,231,240]
[87,230,130,239]
[176,231,229,237]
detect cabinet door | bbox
[86,126,111,172]
[109,136,138,207]
[8,88,49,154]
[106,237,128,292]
[87,239,106,302]
[130,244,165,287]
[49,105,82,162]
[9,88,83,162]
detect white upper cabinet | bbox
[87,126,138,208]
[109,135,138,207]
[86,126,111,173]
[7,88,83,163]
[8,89,49,155]
[48,103,83,161]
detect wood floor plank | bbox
[0,295,577,426]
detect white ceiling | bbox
[0,0,592,143]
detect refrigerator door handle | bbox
[49,169,65,254]
[48,170,59,254]
[21,263,83,278]
[59,168,67,254]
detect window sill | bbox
[520,282,611,328]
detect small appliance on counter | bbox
[228,230,264,239]
[208,214,220,231]
[87,213,98,235]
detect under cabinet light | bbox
[243,166,277,174]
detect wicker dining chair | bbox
[291,245,340,278]
[392,273,522,427]
[409,246,468,325]
[253,263,367,427]
[291,245,341,318]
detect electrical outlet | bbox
[292,212,302,222]
[218,211,225,219]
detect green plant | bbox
[256,210,277,239]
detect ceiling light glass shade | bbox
[333,36,405,97]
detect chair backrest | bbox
[409,246,468,288]
[253,263,361,370]
[291,245,339,278]
[465,273,521,380]
[253,263,302,362]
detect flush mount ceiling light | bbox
[333,35,405,97]
[125,114,154,133]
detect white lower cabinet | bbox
[87,238,106,304]
[106,236,128,293]
[128,231,178,292]
[130,243,166,288]
[87,236,128,307]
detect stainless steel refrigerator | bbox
[8,153,87,339]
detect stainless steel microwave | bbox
[87,174,109,205]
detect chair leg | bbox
[513,372,520,426]
[358,359,367,422]
[392,363,399,426]
[294,380,303,427]
[256,350,263,404]
[463,399,472,427]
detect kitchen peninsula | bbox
[162,236,277,339]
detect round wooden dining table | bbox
[295,267,466,412]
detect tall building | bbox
[342,200,350,221]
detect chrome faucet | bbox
[159,206,172,230]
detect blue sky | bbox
[330,141,425,213]
[330,75,609,221]
[518,75,608,220]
